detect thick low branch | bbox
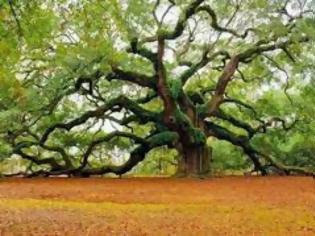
[205,120,314,176]
[40,96,161,145]
[223,98,258,115]
[77,131,178,176]
[13,131,179,177]
[80,131,148,169]
[215,110,256,138]
[205,120,266,174]
[260,153,314,176]
[108,67,157,89]
[13,148,63,171]
[41,144,72,168]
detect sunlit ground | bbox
[0,177,314,235]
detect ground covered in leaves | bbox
[0,177,314,235]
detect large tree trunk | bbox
[176,144,212,177]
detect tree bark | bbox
[176,144,212,177]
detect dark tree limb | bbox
[79,131,148,169]
[205,120,266,175]
[13,148,63,171]
[205,120,314,176]
[197,5,254,39]
[222,98,258,116]
[214,110,257,138]
[39,96,162,145]
[180,50,230,84]
[108,67,157,89]
[207,55,240,115]
[12,131,179,177]
[8,0,23,37]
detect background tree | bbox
[0,0,314,177]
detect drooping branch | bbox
[196,5,254,39]
[39,96,162,145]
[79,131,148,169]
[214,110,257,138]
[263,54,293,104]
[13,131,179,177]
[205,120,314,176]
[13,147,64,171]
[205,120,266,174]
[11,138,73,170]
[259,152,314,176]
[40,144,73,168]
[75,131,179,176]
[214,109,299,139]
[222,98,258,116]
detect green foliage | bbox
[211,140,250,173]
[148,132,179,148]
[134,146,178,175]
[191,128,207,146]
[167,78,182,99]
[0,140,12,159]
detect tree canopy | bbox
[0,0,314,177]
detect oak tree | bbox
[0,0,314,177]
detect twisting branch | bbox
[13,146,64,171]
[196,5,254,39]
[180,50,230,84]
[263,54,293,104]
[201,35,310,116]
[39,96,161,145]
[205,120,266,174]
[142,0,205,42]
[8,0,23,37]
[222,98,258,116]
[238,36,310,63]
[255,117,299,133]
[79,131,148,169]
[214,110,257,138]
[108,67,157,89]
[12,131,179,177]
[128,38,157,63]
[205,120,314,176]
[207,55,240,115]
